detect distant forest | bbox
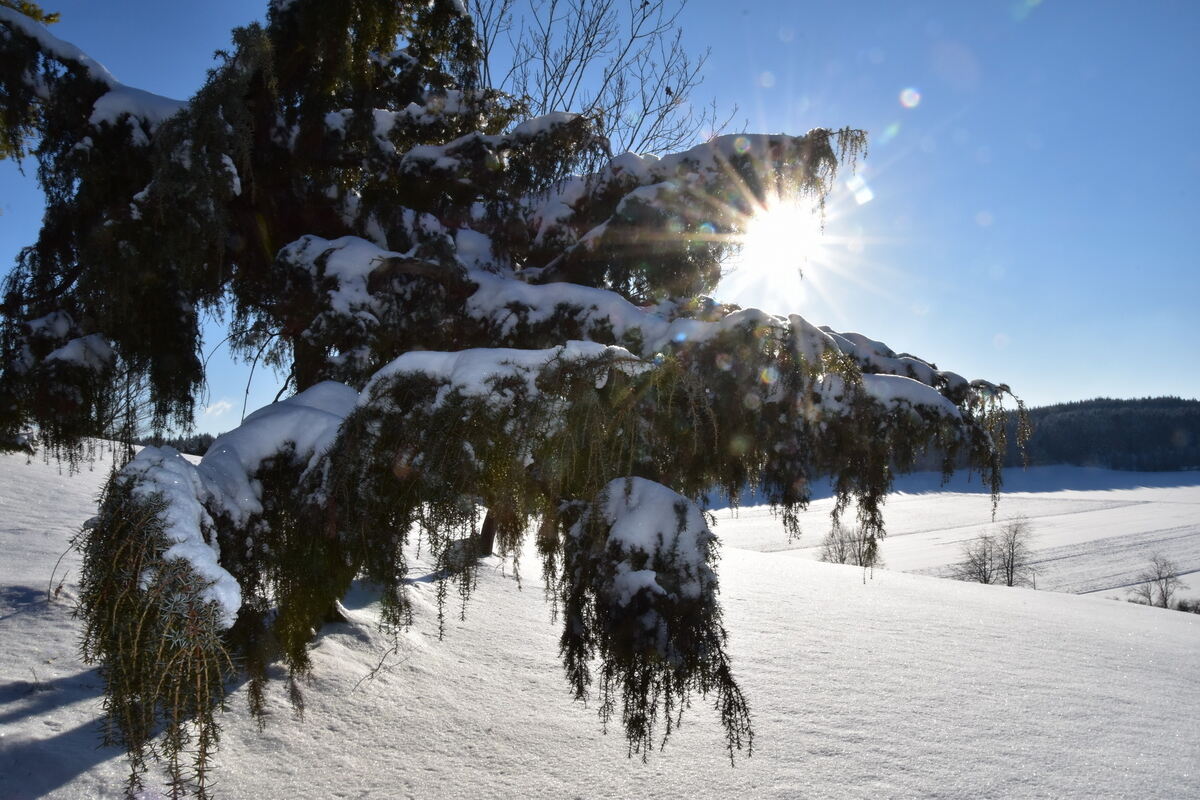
[1002,397,1200,471]
[134,431,216,456]
[142,398,1200,471]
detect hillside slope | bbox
[1,451,1197,799]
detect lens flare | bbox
[846,175,875,205]
[879,122,902,145]
[899,87,921,108]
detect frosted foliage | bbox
[279,228,969,423]
[0,6,1025,793]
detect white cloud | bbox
[204,399,233,417]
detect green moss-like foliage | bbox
[77,480,236,800]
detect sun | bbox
[715,193,834,315]
[736,196,825,280]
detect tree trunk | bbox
[477,510,496,557]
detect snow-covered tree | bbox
[1,1,1022,796]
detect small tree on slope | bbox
[1129,554,1187,608]
[0,2,1023,796]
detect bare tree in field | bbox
[995,518,1037,587]
[1129,554,1187,608]
[954,532,998,584]
[819,519,884,569]
[470,0,730,154]
[954,518,1037,587]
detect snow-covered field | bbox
[1,451,1197,799]
[717,465,1200,598]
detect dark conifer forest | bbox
[1006,397,1200,471]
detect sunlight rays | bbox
[714,181,886,325]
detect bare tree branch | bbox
[471,0,730,155]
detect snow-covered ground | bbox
[716,465,1200,599]
[1,451,1197,798]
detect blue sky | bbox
[2,0,1197,434]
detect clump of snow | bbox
[219,153,241,195]
[43,334,113,371]
[25,310,73,339]
[89,85,185,132]
[592,477,714,604]
[861,373,962,418]
[512,111,578,137]
[198,381,358,524]
[123,446,242,628]
[280,234,404,317]
[361,341,641,410]
[454,228,494,270]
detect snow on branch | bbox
[277,228,990,422]
[361,340,644,410]
[0,6,120,87]
[0,7,184,133]
[112,381,358,629]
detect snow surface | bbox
[1,453,1197,798]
